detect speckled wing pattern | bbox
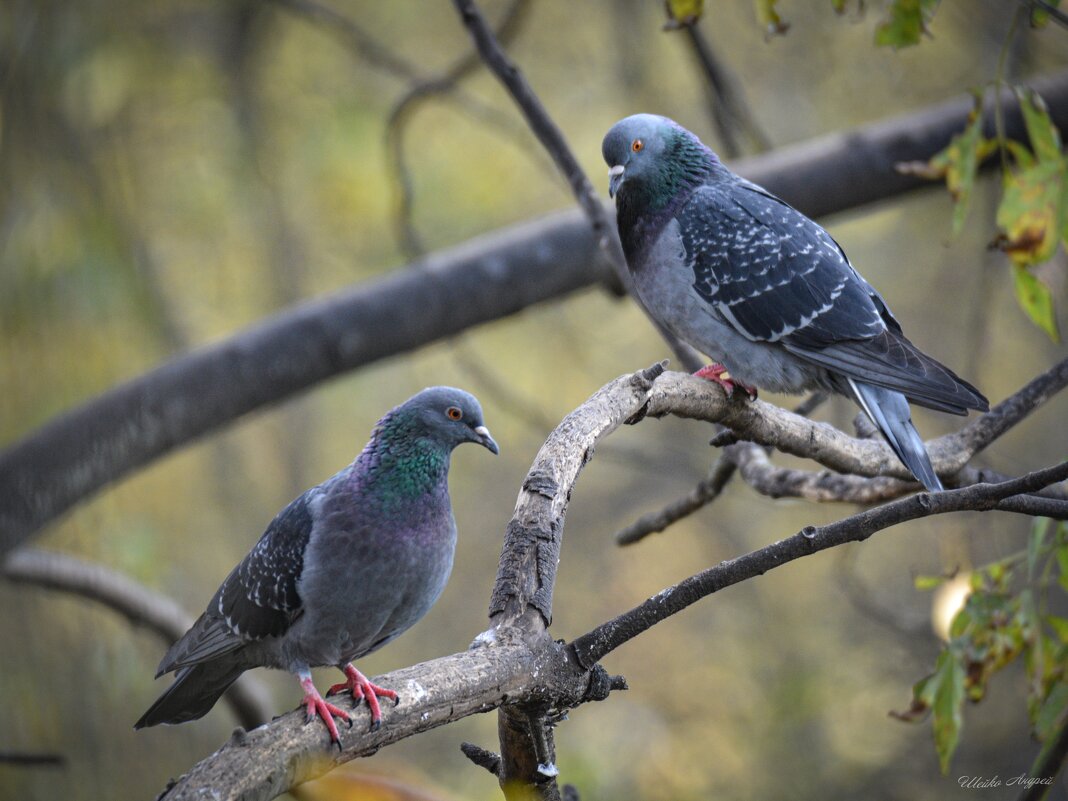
[681,181,985,414]
[155,493,313,675]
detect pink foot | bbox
[298,673,351,746]
[327,664,399,730]
[693,363,757,400]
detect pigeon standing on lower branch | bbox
[602,114,988,491]
[135,387,498,744]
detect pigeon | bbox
[602,114,988,491]
[135,387,498,744]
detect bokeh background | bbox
[2,1,1067,799]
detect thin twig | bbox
[451,0,704,373]
[460,742,502,777]
[1017,722,1068,801]
[615,455,736,545]
[571,460,1068,669]
[274,0,537,162]
[1021,0,1068,32]
[386,0,531,258]
[680,25,772,157]
[0,752,65,767]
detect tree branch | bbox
[1017,721,1068,801]
[450,0,705,375]
[570,460,1068,670]
[641,358,1068,484]
[0,211,607,555]
[2,547,273,730]
[5,70,1068,549]
[386,0,531,259]
[146,359,1066,799]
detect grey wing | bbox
[683,182,987,413]
[683,182,889,346]
[156,491,315,675]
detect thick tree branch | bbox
[570,460,1068,670]
[2,547,273,730]
[0,212,605,555]
[5,70,1068,550]
[148,360,1065,799]
[155,632,620,800]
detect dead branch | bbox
[570,460,1068,671]
[643,359,1068,483]
[151,361,1067,800]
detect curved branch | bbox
[386,0,532,258]
[2,547,273,730]
[5,70,1068,549]
[570,460,1068,670]
[147,359,1066,799]
[616,356,1068,544]
[156,636,617,801]
[643,358,1068,482]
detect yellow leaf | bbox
[995,160,1066,266]
[663,0,704,29]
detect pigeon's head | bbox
[398,386,499,455]
[602,114,712,205]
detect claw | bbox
[693,363,757,400]
[331,664,398,729]
[299,674,351,745]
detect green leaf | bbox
[1029,518,1052,580]
[914,574,947,590]
[874,0,939,48]
[949,607,972,639]
[1048,616,1068,644]
[1018,88,1064,165]
[931,649,966,773]
[1012,267,1059,342]
[1058,542,1068,591]
[1035,682,1068,742]
[754,0,789,36]
[897,92,996,234]
[1005,139,1037,170]
[1029,0,1064,28]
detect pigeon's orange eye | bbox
[631,139,644,153]
[446,406,463,421]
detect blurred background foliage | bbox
[1,1,1067,799]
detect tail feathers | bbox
[787,330,989,415]
[135,659,246,729]
[849,379,943,492]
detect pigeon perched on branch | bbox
[135,387,498,744]
[602,114,987,491]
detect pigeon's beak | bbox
[608,164,625,198]
[473,425,499,455]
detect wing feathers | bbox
[680,181,987,413]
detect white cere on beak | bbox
[608,165,625,178]
[474,425,491,438]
